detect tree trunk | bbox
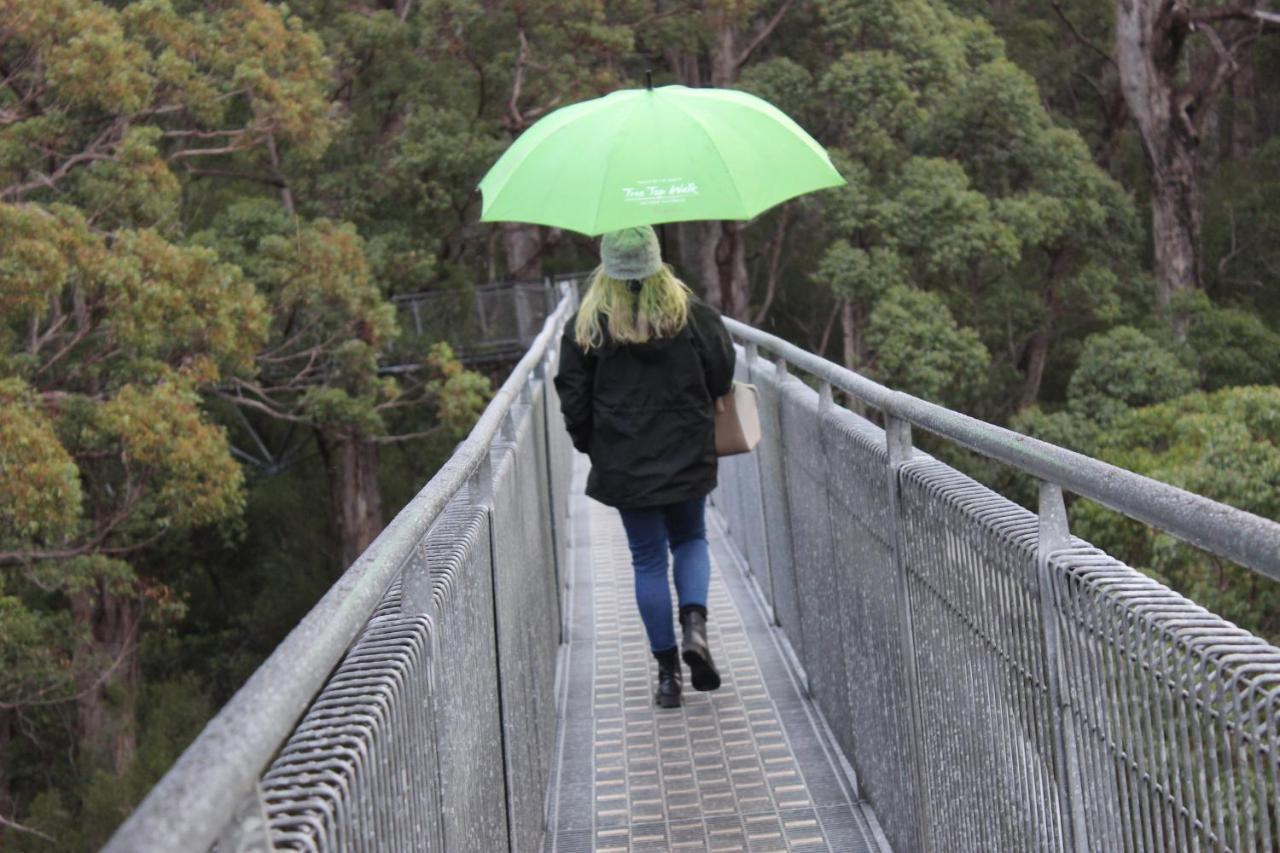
[501,222,542,280]
[1114,0,1201,330]
[1018,325,1053,410]
[1149,138,1201,316]
[0,709,12,821]
[840,300,860,370]
[317,431,384,567]
[696,221,750,319]
[71,581,140,777]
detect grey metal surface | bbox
[778,377,850,751]
[260,496,503,852]
[545,458,884,853]
[107,288,576,853]
[490,386,563,853]
[716,320,1280,853]
[721,318,1280,581]
[112,288,1279,853]
[747,357,803,666]
[820,406,921,853]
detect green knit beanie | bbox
[600,225,662,280]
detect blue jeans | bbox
[617,496,711,653]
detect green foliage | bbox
[1177,291,1280,390]
[1066,326,1198,425]
[424,343,492,437]
[7,674,215,852]
[791,0,1140,409]
[1,0,1275,844]
[865,286,990,409]
[0,380,82,548]
[1072,387,1280,642]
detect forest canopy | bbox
[1,0,1277,847]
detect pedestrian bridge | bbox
[107,288,1280,852]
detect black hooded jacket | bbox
[554,297,735,509]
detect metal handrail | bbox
[721,317,1280,582]
[104,288,577,853]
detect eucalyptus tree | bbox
[1114,0,1280,325]
[0,0,335,798]
[746,0,1138,411]
[196,200,490,566]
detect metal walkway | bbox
[545,457,886,853]
[107,290,1280,853]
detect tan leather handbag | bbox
[714,381,762,456]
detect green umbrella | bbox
[478,85,844,237]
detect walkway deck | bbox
[544,457,887,853]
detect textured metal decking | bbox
[545,457,887,852]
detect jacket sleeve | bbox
[692,302,736,399]
[554,322,596,453]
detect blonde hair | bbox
[574,264,692,350]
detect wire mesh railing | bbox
[105,292,1279,852]
[389,273,584,367]
[104,286,577,853]
[713,320,1280,853]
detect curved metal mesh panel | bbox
[1054,547,1280,851]
[715,343,1279,853]
[489,389,561,853]
[723,353,774,607]
[261,496,494,851]
[747,359,801,657]
[253,376,568,853]
[778,378,851,746]
[817,406,919,852]
[897,458,1068,851]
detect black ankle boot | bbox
[653,647,682,708]
[680,607,721,692]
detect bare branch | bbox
[167,142,260,161]
[162,128,249,140]
[751,204,790,325]
[1190,5,1280,29]
[1191,20,1239,108]
[372,426,444,445]
[0,118,127,200]
[507,29,531,131]
[735,0,797,69]
[0,812,56,842]
[182,166,286,187]
[216,387,310,424]
[1050,1,1117,67]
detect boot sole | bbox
[682,649,721,692]
[655,693,682,708]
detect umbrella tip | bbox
[645,69,653,91]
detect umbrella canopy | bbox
[478,85,844,237]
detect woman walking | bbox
[555,225,735,708]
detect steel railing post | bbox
[1037,481,1089,852]
[535,355,566,646]
[885,415,933,853]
